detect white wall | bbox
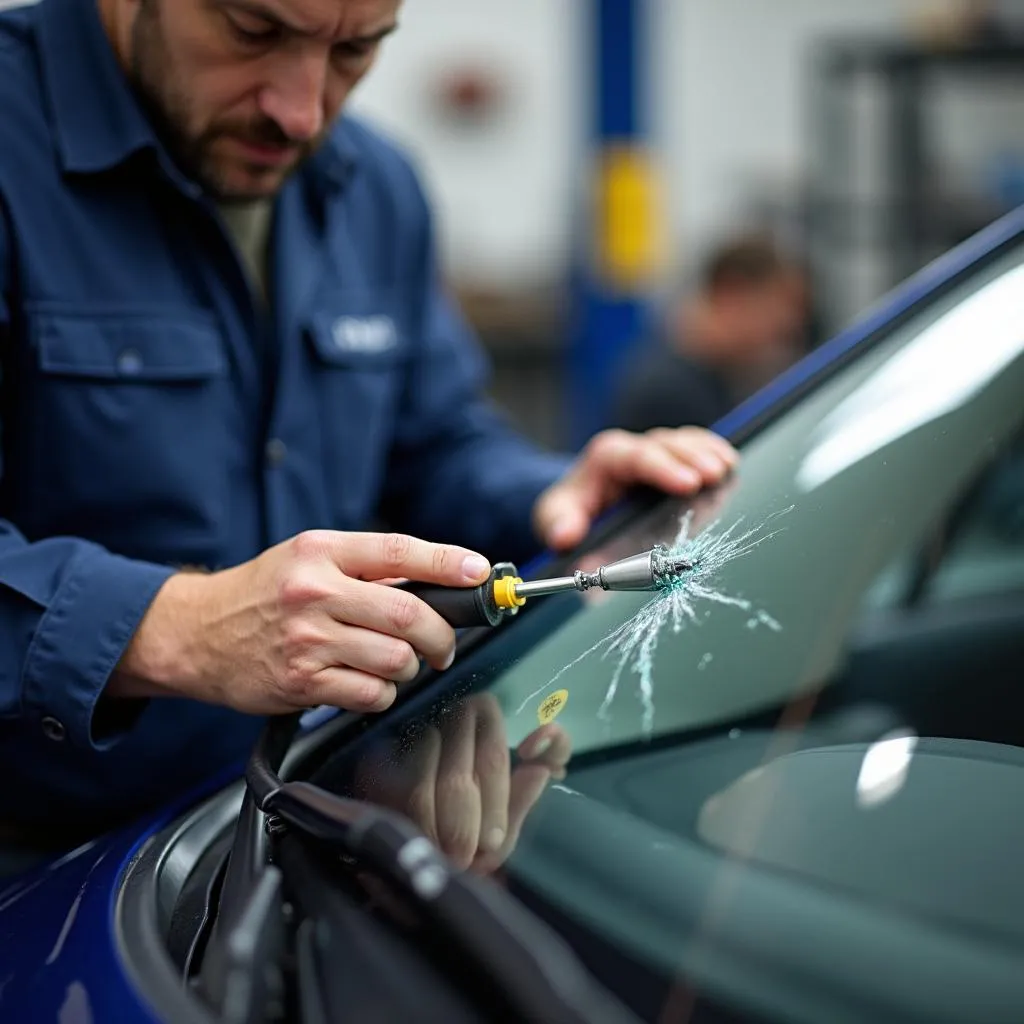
[349,0,584,290]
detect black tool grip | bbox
[402,581,497,628]
[401,562,519,629]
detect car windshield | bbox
[309,231,1024,1018]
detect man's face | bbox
[122,0,401,201]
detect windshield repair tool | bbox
[404,548,694,629]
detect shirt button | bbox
[265,438,287,467]
[41,716,66,743]
[117,349,143,376]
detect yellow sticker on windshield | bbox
[538,690,569,725]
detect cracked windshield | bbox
[512,505,793,738]
[324,237,1024,962]
[489,242,1024,762]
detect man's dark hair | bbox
[699,234,789,292]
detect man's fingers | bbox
[627,436,707,493]
[537,430,674,549]
[534,425,739,552]
[402,726,442,846]
[705,431,740,467]
[659,426,738,463]
[285,666,397,713]
[497,729,575,864]
[328,577,457,671]
[473,763,552,876]
[301,626,421,685]
[319,532,491,587]
[534,430,639,543]
[518,724,572,773]
[648,427,736,480]
[435,707,481,869]
[588,427,737,494]
[534,461,610,550]
[535,488,591,550]
[471,696,511,854]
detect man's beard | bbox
[128,0,321,202]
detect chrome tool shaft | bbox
[513,547,693,600]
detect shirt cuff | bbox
[21,548,177,752]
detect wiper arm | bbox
[199,864,285,1024]
[235,715,640,1024]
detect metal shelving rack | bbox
[806,37,1024,338]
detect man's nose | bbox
[258,53,327,142]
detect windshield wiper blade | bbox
[240,716,641,1024]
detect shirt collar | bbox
[35,0,168,177]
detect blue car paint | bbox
[0,204,1021,1023]
[0,833,159,1023]
[0,766,241,1023]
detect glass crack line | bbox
[516,506,793,734]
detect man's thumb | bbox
[537,492,590,551]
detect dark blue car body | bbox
[2,204,1023,1024]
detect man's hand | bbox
[356,694,572,873]
[110,531,493,715]
[534,426,738,551]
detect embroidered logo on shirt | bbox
[331,316,398,354]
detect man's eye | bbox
[333,41,375,62]
[227,15,280,45]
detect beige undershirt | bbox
[218,200,273,304]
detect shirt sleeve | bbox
[0,526,177,752]
[379,174,571,565]
[0,210,177,752]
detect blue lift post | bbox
[568,0,664,447]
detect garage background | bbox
[5,0,1023,445]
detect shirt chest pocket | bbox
[303,299,409,525]
[22,306,233,560]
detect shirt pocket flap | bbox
[306,295,406,370]
[31,307,227,382]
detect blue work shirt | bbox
[0,0,568,832]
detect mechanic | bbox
[0,0,737,841]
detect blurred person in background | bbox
[614,234,810,434]
[0,0,736,851]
